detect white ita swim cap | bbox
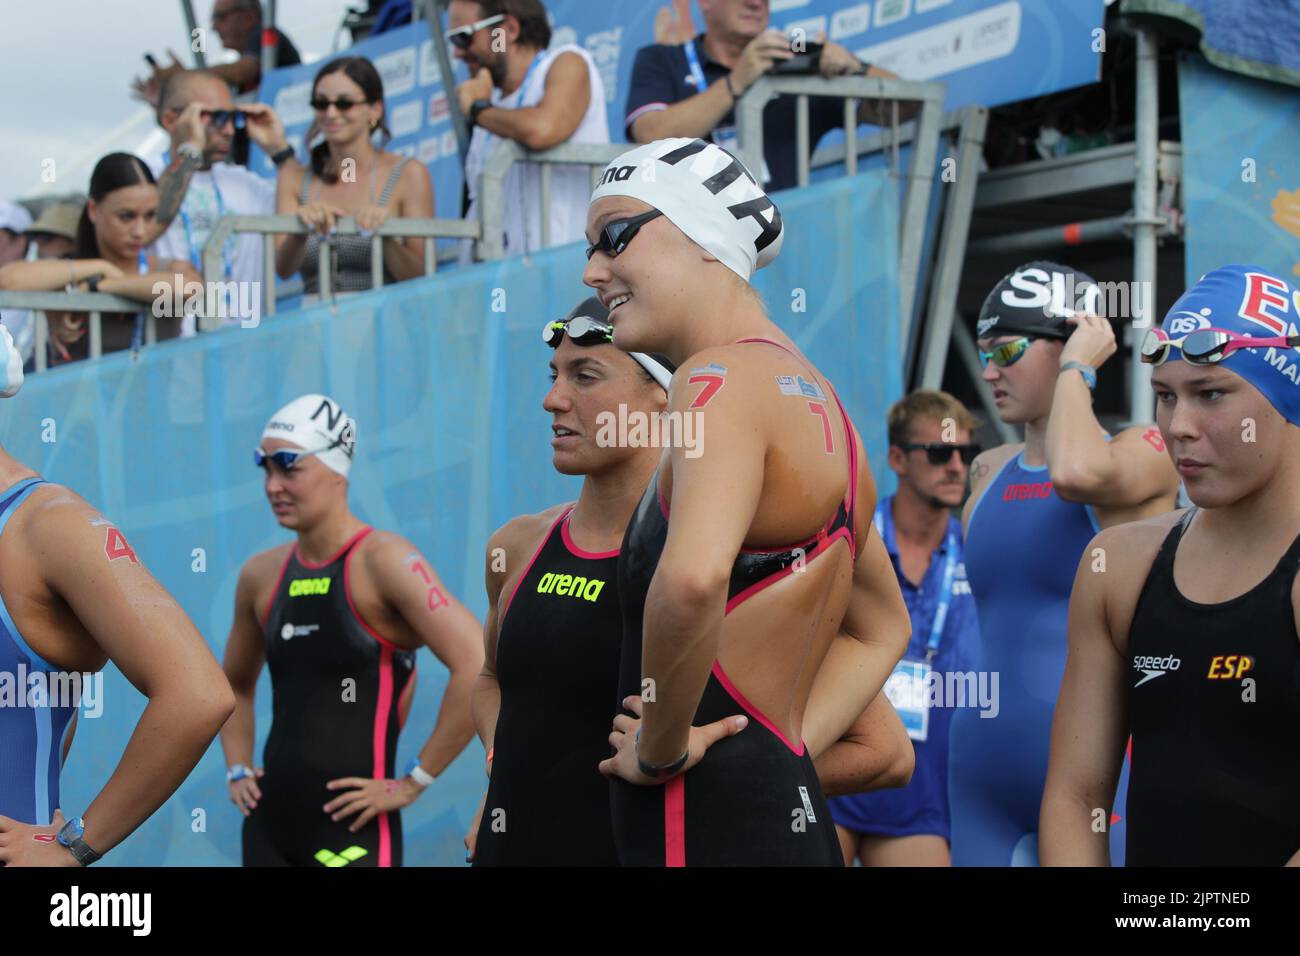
[0,325,23,399]
[261,394,357,478]
[590,138,784,281]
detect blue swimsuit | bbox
[950,451,1129,865]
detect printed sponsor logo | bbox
[1207,654,1254,680]
[418,137,440,166]
[784,16,828,40]
[418,39,439,86]
[1238,271,1294,335]
[874,0,911,28]
[856,1,1019,80]
[390,99,423,138]
[584,27,622,104]
[1167,309,1212,335]
[374,46,417,97]
[1001,480,1052,501]
[536,572,607,602]
[280,622,321,640]
[831,3,872,40]
[288,577,332,597]
[1133,653,1181,687]
[428,91,450,126]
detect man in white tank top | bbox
[449,0,609,261]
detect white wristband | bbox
[407,763,436,788]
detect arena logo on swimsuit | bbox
[1002,480,1053,501]
[288,577,332,597]
[536,572,606,603]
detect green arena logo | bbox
[314,845,369,867]
[536,572,606,602]
[289,577,332,597]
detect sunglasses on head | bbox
[899,442,981,466]
[1140,327,1300,366]
[253,444,331,472]
[310,96,366,113]
[586,210,663,260]
[543,315,614,348]
[446,13,507,50]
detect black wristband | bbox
[270,145,295,166]
[469,99,494,128]
[725,74,740,100]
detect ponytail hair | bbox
[308,57,391,185]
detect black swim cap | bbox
[561,296,676,389]
[976,261,1102,341]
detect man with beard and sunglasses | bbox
[220,394,483,867]
[1042,265,1300,866]
[447,0,609,260]
[950,261,1179,867]
[829,390,982,866]
[466,299,914,865]
[146,70,300,333]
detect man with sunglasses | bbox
[221,394,483,866]
[147,70,300,334]
[447,0,609,261]
[950,261,1179,867]
[829,390,982,866]
[1043,265,1300,866]
[0,335,235,865]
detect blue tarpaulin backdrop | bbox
[0,171,901,866]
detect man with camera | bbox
[625,0,900,191]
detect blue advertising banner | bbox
[1178,53,1300,288]
[255,1,1103,223]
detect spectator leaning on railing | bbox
[0,202,34,368]
[274,57,435,303]
[625,0,906,192]
[0,154,197,367]
[148,70,299,333]
[448,0,609,260]
[1,203,82,370]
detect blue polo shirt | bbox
[829,494,981,841]
[623,34,845,192]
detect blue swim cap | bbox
[1160,265,1300,425]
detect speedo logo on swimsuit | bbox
[1002,481,1053,501]
[1133,654,1181,687]
[536,572,606,603]
[288,576,332,597]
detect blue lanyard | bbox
[684,40,708,91]
[130,249,149,352]
[163,151,233,280]
[875,501,959,663]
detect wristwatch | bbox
[404,757,436,788]
[1060,360,1097,391]
[57,816,102,866]
[468,99,494,128]
[270,145,296,166]
[176,141,203,163]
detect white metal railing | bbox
[0,291,162,371]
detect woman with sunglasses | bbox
[274,57,434,303]
[220,394,483,867]
[0,153,195,365]
[949,261,1180,868]
[584,138,912,866]
[1043,264,1300,866]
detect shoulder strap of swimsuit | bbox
[379,158,409,207]
[1151,507,1196,576]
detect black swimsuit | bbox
[474,507,623,866]
[611,338,859,866]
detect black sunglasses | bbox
[543,315,613,348]
[899,442,981,466]
[310,96,366,113]
[586,210,663,260]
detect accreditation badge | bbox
[883,658,930,742]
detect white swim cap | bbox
[261,394,356,478]
[590,138,784,281]
[0,325,23,399]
